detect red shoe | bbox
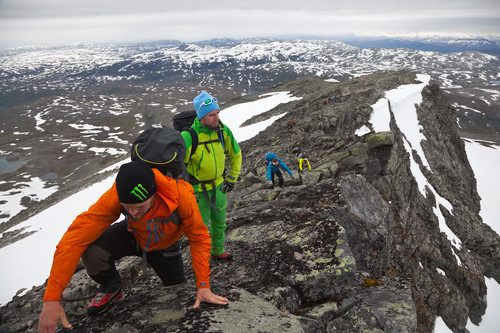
[87,286,122,316]
[211,251,233,260]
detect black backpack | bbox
[173,110,199,161]
[173,110,197,132]
[172,110,227,162]
[131,125,189,180]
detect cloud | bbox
[0,0,499,48]
[2,0,498,18]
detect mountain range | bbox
[335,36,500,54]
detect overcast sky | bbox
[0,0,499,48]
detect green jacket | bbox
[181,118,242,192]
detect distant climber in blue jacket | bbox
[265,153,293,189]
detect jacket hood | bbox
[265,153,277,162]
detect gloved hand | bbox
[220,180,234,193]
[267,180,274,188]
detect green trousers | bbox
[196,183,228,256]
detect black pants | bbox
[271,169,284,187]
[82,220,185,293]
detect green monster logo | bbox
[130,184,149,201]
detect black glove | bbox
[220,180,234,193]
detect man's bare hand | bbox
[193,288,228,308]
[38,301,72,333]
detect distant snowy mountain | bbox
[338,37,500,54]
[1,38,498,138]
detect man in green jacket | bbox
[181,91,242,260]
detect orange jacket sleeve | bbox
[43,186,122,301]
[173,178,212,288]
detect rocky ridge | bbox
[1,70,499,333]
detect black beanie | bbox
[115,161,157,203]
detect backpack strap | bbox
[217,128,226,153]
[188,177,221,212]
[122,206,182,277]
[196,129,227,154]
[185,126,225,211]
[187,127,198,161]
[186,126,226,158]
[199,181,221,213]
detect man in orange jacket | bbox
[38,161,227,333]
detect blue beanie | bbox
[193,91,219,120]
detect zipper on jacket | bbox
[210,132,219,180]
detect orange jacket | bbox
[43,169,211,302]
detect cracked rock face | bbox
[1,70,498,333]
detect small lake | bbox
[0,157,29,175]
[40,172,59,180]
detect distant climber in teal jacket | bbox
[265,153,293,189]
